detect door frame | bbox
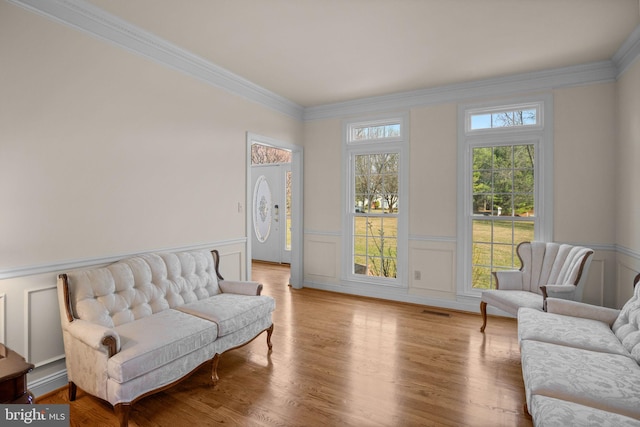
[246,132,304,288]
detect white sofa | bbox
[517,273,640,426]
[57,249,275,427]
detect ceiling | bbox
[88,0,639,107]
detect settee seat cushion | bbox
[108,309,218,383]
[530,395,640,427]
[521,340,640,420]
[176,294,276,337]
[518,308,630,356]
[481,290,542,316]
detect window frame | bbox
[342,113,409,287]
[457,96,553,297]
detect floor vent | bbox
[422,309,451,317]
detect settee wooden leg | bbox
[68,382,77,401]
[211,354,220,386]
[114,403,131,427]
[266,324,274,351]
[480,301,488,332]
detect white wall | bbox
[553,83,618,307]
[0,2,301,395]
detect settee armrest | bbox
[493,270,523,290]
[219,280,264,296]
[65,319,121,356]
[546,298,620,326]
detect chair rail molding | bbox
[0,238,246,280]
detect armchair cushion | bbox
[481,290,542,316]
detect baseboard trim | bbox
[29,369,68,399]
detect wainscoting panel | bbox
[305,240,337,278]
[410,246,455,295]
[220,250,243,281]
[25,285,64,367]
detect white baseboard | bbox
[29,369,68,398]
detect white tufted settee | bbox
[57,249,275,427]
[517,273,640,426]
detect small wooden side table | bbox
[0,343,34,404]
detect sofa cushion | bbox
[520,340,640,420]
[108,309,218,383]
[612,282,640,364]
[518,307,630,356]
[530,395,640,427]
[481,290,542,316]
[176,294,275,337]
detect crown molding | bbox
[8,0,304,120]
[303,60,618,121]
[613,24,640,76]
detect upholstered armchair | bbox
[480,241,594,332]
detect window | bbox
[457,97,552,295]
[466,103,542,132]
[344,114,408,286]
[471,144,535,288]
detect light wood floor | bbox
[39,262,532,426]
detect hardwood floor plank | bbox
[39,261,531,426]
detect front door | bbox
[251,163,291,264]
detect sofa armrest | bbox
[493,270,523,290]
[65,319,121,356]
[219,280,264,296]
[546,298,620,326]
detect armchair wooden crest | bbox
[480,241,594,332]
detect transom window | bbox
[348,120,403,143]
[466,103,542,133]
[343,114,408,286]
